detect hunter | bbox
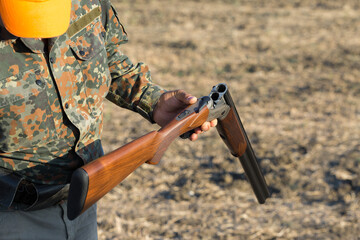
[0,0,216,239]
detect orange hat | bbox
[0,0,71,38]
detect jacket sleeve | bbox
[101,1,165,122]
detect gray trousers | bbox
[0,201,97,240]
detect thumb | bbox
[174,90,197,105]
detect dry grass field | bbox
[98,0,360,239]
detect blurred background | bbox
[99,0,360,239]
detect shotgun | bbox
[67,83,270,220]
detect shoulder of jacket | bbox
[67,0,109,38]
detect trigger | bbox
[180,129,195,139]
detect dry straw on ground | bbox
[98,0,360,239]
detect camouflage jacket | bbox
[0,0,165,185]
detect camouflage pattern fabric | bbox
[0,0,165,185]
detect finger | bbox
[210,119,218,127]
[194,127,203,134]
[189,133,198,141]
[201,122,211,132]
[189,121,216,141]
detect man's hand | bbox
[153,90,217,141]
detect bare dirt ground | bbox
[98,0,360,239]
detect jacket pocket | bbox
[0,69,57,152]
[69,15,111,118]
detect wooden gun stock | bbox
[67,83,270,220]
[67,102,210,220]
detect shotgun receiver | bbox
[67,83,270,220]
